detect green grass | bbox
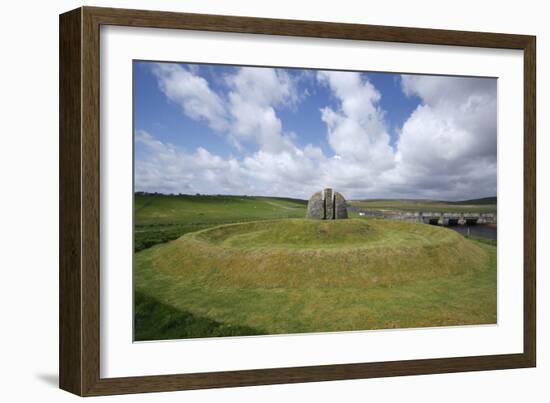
[464,235,497,247]
[349,199,496,213]
[134,194,307,251]
[134,218,496,340]
[134,291,264,340]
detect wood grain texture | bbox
[523,38,536,367]
[85,6,532,49]
[81,6,102,396]
[59,6,537,396]
[59,8,82,396]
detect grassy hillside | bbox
[135,218,496,340]
[134,194,307,251]
[449,196,497,205]
[349,198,496,213]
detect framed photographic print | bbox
[59,6,536,396]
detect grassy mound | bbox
[153,219,488,289]
[135,218,496,340]
[134,194,307,252]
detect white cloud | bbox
[138,65,497,201]
[152,64,228,132]
[224,67,300,153]
[135,130,246,195]
[388,75,497,199]
[317,71,395,169]
[152,64,300,154]
[316,71,397,195]
[141,65,326,197]
[225,67,298,108]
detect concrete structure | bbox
[419,212,497,226]
[306,188,348,219]
[351,209,497,226]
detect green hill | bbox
[135,218,496,340]
[134,193,307,251]
[449,196,497,205]
[349,198,496,213]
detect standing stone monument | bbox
[306,188,348,219]
[324,188,334,219]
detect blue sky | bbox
[134,63,420,155]
[134,61,497,200]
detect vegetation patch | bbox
[134,291,264,341]
[349,198,496,213]
[134,194,307,252]
[135,218,496,340]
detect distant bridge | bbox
[356,210,497,225]
[418,212,496,225]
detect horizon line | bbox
[134,191,497,203]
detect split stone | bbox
[306,188,348,220]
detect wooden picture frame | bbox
[59,6,536,396]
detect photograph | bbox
[49,3,539,397]
[133,61,498,341]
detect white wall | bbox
[0,0,547,401]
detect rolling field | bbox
[134,194,307,251]
[134,198,497,341]
[349,198,496,213]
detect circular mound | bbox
[150,219,490,289]
[194,219,461,249]
[195,219,376,248]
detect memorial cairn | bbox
[306,188,348,220]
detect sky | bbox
[134,61,497,201]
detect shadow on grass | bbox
[134,223,212,252]
[134,291,265,341]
